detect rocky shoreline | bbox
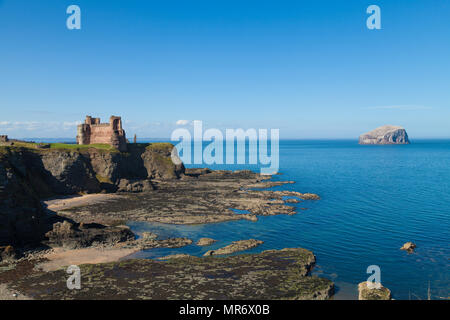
[0,142,332,300]
[53,169,319,226]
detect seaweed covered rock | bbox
[9,248,334,300]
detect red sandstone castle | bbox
[76,116,127,151]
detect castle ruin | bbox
[76,116,127,151]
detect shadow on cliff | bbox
[23,151,102,199]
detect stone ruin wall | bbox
[88,124,114,144]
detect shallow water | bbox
[125,139,450,300]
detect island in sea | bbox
[0,115,339,300]
[359,125,410,145]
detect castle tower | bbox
[76,115,127,151]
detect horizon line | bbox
[15,137,450,141]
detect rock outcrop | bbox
[44,221,134,249]
[400,242,416,253]
[359,125,410,145]
[196,238,217,246]
[204,239,263,256]
[358,281,391,300]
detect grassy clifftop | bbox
[0,141,117,153]
[0,142,176,154]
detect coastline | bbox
[0,154,330,299]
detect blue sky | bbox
[0,0,449,139]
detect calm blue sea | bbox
[31,138,449,299]
[127,139,450,300]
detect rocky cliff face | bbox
[0,150,47,246]
[0,143,184,246]
[359,125,410,145]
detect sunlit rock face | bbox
[359,125,410,145]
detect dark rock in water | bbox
[359,125,410,145]
[9,248,334,300]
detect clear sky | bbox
[0,0,449,139]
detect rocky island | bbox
[359,125,410,145]
[0,121,332,300]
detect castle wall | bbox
[88,125,114,145]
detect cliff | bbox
[359,125,410,145]
[0,143,184,246]
[0,151,47,246]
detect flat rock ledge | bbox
[126,237,193,250]
[359,125,410,145]
[55,170,320,226]
[358,282,391,300]
[196,238,217,246]
[157,254,192,260]
[8,248,334,300]
[204,239,263,256]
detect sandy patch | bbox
[36,247,138,272]
[44,193,125,212]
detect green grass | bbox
[145,142,174,152]
[0,141,174,154]
[49,143,115,151]
[0,141,116,152]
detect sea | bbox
[30,138,450,300]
